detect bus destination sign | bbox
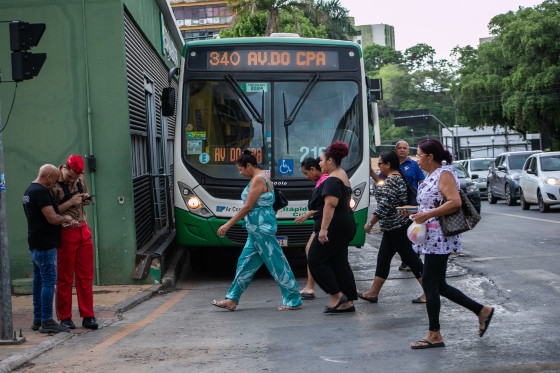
[187,47,348,71]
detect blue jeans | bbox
[31,248,57,322]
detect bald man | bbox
[395,141,425,189]
[23,164,77,333]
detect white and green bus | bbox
[162,35,374,255]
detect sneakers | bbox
[39,319,70,334]
[82,317,98,330]
[31,319,41,331]
[61,318,76,329]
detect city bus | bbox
[162,35,373,258]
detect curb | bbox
[0,283,167,373]
[0,332,72,373]
[0,253,186,373]
[1,247,187,373]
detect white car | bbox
[519,152,560,212]
[461,157,494,197]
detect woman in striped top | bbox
[359,151,425,304]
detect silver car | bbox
[519,152,560,212]
[462,158,494,197]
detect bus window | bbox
[183,81,270,178]
[273,81,361,178]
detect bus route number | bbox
[299,146,326,163]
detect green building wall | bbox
[0,0,179,284]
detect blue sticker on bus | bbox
[216,206,226,212]
[278,159,293,175]
[199,153,210,164]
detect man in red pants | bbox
[51,155,98,330]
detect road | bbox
[15,200,560,373]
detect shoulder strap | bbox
[260,175,272,192]
[58,179,83,204]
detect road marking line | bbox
[92,282,194,352]
[320,356,347,363]
[512,269,560,294]
[484,211,560,224]
[471,253,560,262]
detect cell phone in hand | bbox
[396,206,418,213]
[84,194,95,200]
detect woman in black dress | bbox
[307,141,357,313]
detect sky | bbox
[339,0,543,59]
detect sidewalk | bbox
[0,283,162,373]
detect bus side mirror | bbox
[161,87,176,117]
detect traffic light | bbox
[9,21,46,81]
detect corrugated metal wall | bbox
[124,10,177,249]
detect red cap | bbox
[67,154,84,174]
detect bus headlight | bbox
[178,181,214,218]
[349,182,366,211]
[187,197,201,209]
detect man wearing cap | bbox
[51,155,98,330]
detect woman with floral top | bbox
[361,151,425,304]
[401,139,494,349]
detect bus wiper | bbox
[225,74,264,125]
[282,73,319,153]
[225,74,266,150]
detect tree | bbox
[310,0,357,40]
[454,1,560,149]
[363,44,404,75]
[226,0,316,36]
[220,9,327,38]
[404,43,436,70]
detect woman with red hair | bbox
[307,141,357,313]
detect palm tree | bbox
[228,0,317,36]
[310,0,356,40]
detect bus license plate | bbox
[277,237,288,247]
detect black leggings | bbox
[423,254,483,331]
[308,228,357,300]
[375,225,423,279]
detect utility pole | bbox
[0,97,19,344]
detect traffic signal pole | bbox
[0,98,23,344]
[0,19,46,345]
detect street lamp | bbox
[491,136,495,157]
[454,125,460,160]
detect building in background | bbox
[169,0,232,40]
[353,24,395,49]
[442,126,541,160]
[0,0,182,285]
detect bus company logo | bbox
[216,206,226,212]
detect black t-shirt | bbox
[309,177,353,232]
[22,183,62,250]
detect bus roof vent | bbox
[269,33,300,38]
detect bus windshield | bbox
[182,80,360,179]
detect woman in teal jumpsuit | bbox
[212,150,302,311]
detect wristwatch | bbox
[367,221,373,227]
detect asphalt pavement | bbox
[3,199,560,372]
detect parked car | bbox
[454,163,481,213]
[461,158,494,197]
[519,152,560,212]
[487,151,541,205]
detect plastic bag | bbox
[407,222,426,245]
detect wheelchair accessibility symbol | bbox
[278,159,293,175]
